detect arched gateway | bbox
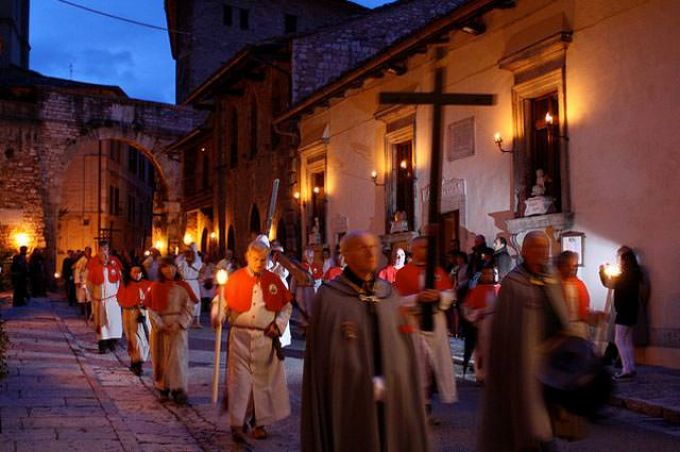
[0,83,204,275]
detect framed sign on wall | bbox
[560,231,585,266]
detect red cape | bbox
[222,268,292,313]
[323,266,343,282]
[86,256,123,285]
[117,280,152,308]
[563,276,590,320]
[464,284,500,310]
[394,263,452,296]
[304,262,324,280]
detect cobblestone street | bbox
[2,296,680,451]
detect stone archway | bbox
[53,127,182,259]
[0,88,203,276]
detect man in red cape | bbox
[211,239,292,443]
[395,236,458,420]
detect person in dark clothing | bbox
[492,237,513,281]
[28,249,46,297]
[467,234,487,278]
[600,246,642,379]
[11,246,30,306]
[62,250,76,305]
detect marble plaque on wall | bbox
[447,116,475,161]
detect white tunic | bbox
[89,267,123,340]
[176,255,202,317]
[227,280,292,427]
[268,261,291,347]
[401,273,457,404]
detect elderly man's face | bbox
[522,234,549,274]
[247,249,268,275]
[344,233,380,276]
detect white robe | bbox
[268,261,291,347]
[149,284,194,392]
[227,281,292,427]
[88,267,122,340]
[401,274,457,404]
[176,255,202,317]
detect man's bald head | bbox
[521,231,549,274]
[340,231,380,280]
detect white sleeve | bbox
[438,289,455,311]
[274,302,293,334]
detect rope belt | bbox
[231,324,267,332]
[92,295,117,302]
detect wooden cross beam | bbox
[379,67,495,331]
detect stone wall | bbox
[171,0,366,102]
[291,0,467,103]
[0,84,203,275]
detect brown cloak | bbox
[478,266,568,452]
[301,276,430,452]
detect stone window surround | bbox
[500,30,574,247]
[375,104,417,234]
[299,139,327,247]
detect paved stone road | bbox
[2,296,679,451]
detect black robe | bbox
[301,276,430,452]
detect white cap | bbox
[255,234,270,248]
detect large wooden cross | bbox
[379,67,495,331]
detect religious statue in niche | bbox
[390,210,409,234]
[524,168,556,217]
[308,217,321,245]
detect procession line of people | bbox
[8,228,645,451]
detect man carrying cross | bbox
[379,65,494,334]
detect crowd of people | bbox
[8,246,50,306]
[8,229,648,450]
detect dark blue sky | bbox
[30,0,391,104]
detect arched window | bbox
[200,227,208,253]
[230,108,238,169]
[227,225,235,255]
[249,95,258,159]
[249,204,261,235]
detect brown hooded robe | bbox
[301,276,430,452]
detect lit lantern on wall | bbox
[183,233,193,245]
[210,232,217,240]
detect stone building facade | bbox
[279,0,680,368]
[177,42,298,261]
[164,0,366,103]
[57,139,156,260]
[167,0,369,260]
[0,68,202,278]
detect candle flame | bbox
[604,264,622,277]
